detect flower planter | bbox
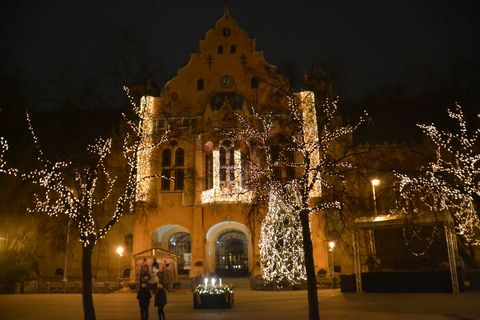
[193,285,234,309]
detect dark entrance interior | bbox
[215,230,248,277]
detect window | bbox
[162,149,171,167]
[181,118,197,133]
[205,153,213,189]
[241,152,249,187]
[175,169,184,190]
[251,77,258,89]
[197,79,204,90]
[161,169,171,190]
[219,147,226,182]
[175,148,185,166]
[219,141,235,188]
[153,117,167,134]
[217,45,223,54]
[230,45,236,53]
[161,146,185,191]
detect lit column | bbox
[328,241,335,277]
[371,178,380,217]
[116,246,124,287]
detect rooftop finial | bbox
[224,1,230,18]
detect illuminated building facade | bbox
[131,11,333,279]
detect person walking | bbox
[154,283,168,320]
[137,282,152,320]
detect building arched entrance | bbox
[215,230,248,277]
[152,224,191,274]
[205,221,252,277]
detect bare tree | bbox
[0,89,168,320]
[228,77,365,319]
[396,103,480,246]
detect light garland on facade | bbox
[201,150,253,204]
[396,103,480,245]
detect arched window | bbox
[162,149,171,167]
[175,148,185,166]
[241,150,249,187]
[205,153,213,189]
[229,148,235,181]
[217,45,223,54]
[219,147,226,182]
[230,45,236,53]
[197,79,204,90]
[251,77,258,89]
[219,141,235,187]
[161,148,172,191]
[175,169,184,190]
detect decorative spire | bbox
[224,1,230,18]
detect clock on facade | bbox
[220,75,234,88]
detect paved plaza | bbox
[0,286,479,320]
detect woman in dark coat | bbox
[154,283,168,320]
[137,282,152,320]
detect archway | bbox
[205,221,252,277]
[215,230,248,277]
[152,224,191,274]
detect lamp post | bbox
[370,179,380,256]
[328,241,335,277]
[116,246,124,288]
[371,178,380,217]
[62,219,71,282]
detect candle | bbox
[212,278,216,287]
[204,278,208,288]
[219,278,222,286]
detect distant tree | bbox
[0,89,169,320]
[396,104,480,246]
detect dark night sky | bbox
[1,1,480,142]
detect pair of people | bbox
[137,282,168,320]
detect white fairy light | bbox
[259,189,306,286]
[396,103,480,246]
[0,87,169,249]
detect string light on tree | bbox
[0,88,170,319]
[396,103,480,246]
[259,189,306,287]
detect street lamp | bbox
[62,219,71,283]
[116,246,124,288]
[328,241,335,277]
[371,178,380,217]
